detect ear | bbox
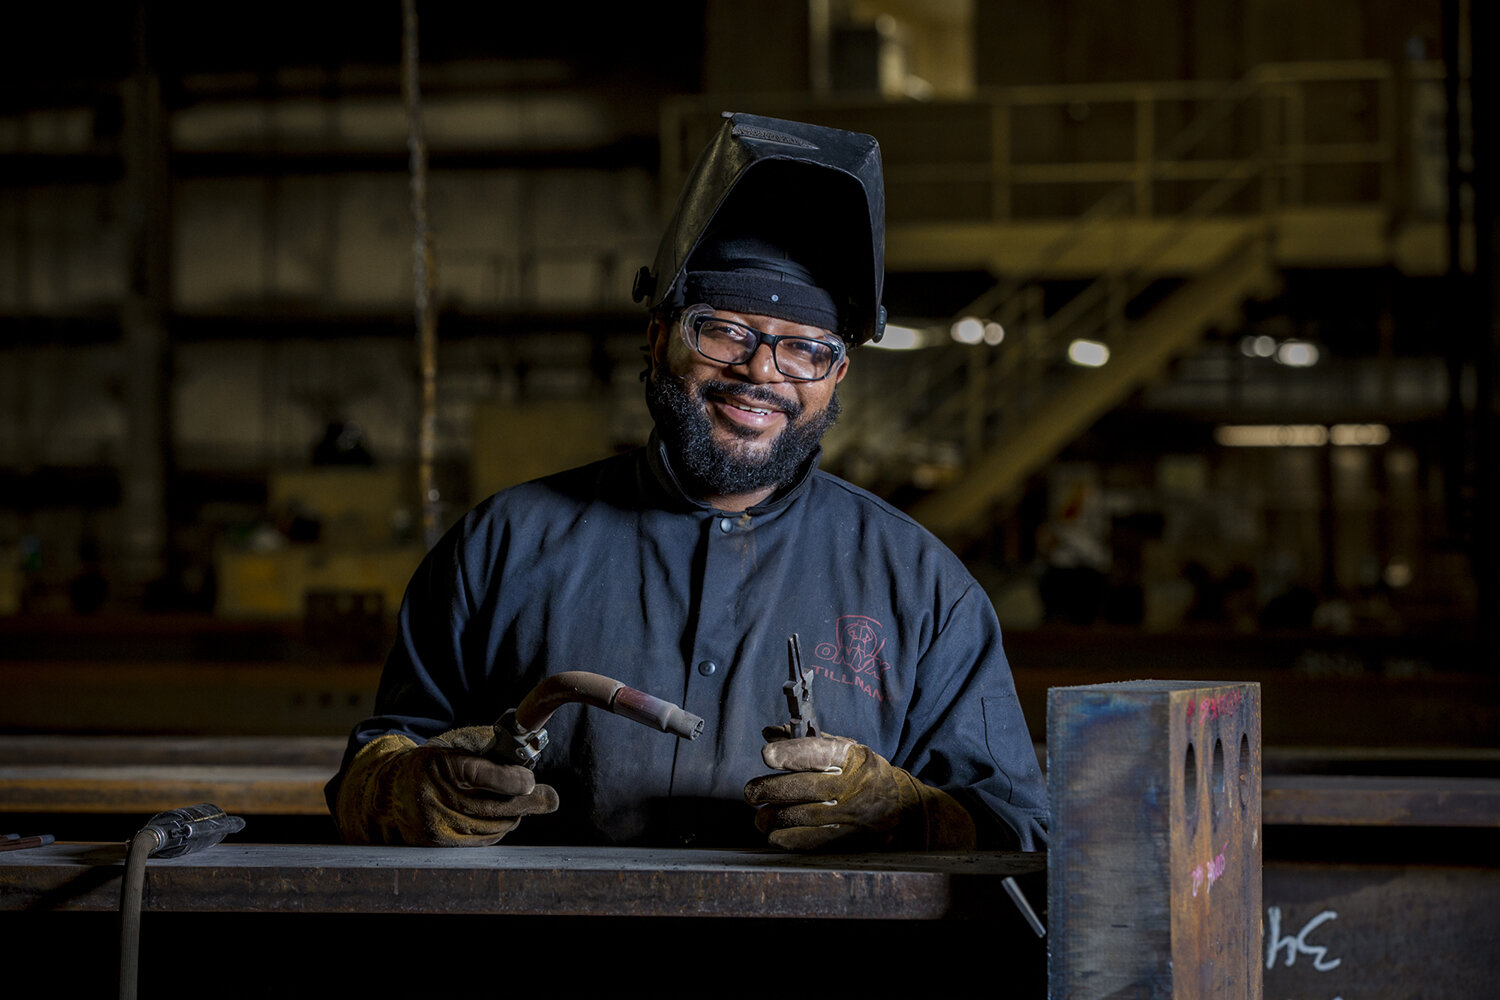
[831,352,850,386]
[646,315,673,371]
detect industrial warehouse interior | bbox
[2,1,1496,997]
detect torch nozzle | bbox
[489,671,705,767]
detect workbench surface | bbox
[0,842,1046,920]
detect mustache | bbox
[695,379,803,420]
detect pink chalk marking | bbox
[1190,843,1230,898]
[1187,689,1244,725]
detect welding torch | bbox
[485,670,705,768]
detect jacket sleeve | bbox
[324,514,489,812]
[896,582,1049,851]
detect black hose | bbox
[117,804,245,999]
[118,829,161,1000]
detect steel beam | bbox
[1048,680,1262,999]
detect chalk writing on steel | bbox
[1266,906,1342,972]
[1190,842,1229,897]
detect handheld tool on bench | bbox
[119,803,246,1000]
[486,671,705,768]
[1,832,54,852]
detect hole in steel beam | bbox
[1211,736,1226,832]
[1183,741,1198,831]
[1238,732,1251,809]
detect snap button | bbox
[697,660,718,677]
[719,517,734,533]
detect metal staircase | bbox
[902,233,1278,540]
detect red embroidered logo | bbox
[813,614,892,703]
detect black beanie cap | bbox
[681,235,842,336]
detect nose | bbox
[733,342,783,383]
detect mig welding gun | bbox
[334,671,703,847]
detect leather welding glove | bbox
[334,725,559,847]
[744,731,977,852]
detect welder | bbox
[326,112,1048,852]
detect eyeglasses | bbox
[681,308,845,382]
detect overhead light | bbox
[1275,340,1319,367]
[950,317,985,344]
[983,321,1005,345]
[1329,423,1390,446]
[1240,335,1321,365]
[1067,339,1109,367]
[871,324,923,350]
[1215,424,1328,447]
[1215,423,1390,447]
[1240,335,1277,358]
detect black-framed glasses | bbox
[681,308,845,382]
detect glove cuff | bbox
[900,771,979,851]
[334,732,420,845]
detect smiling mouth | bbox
[707,386,793,416]
[693,378,804,440]
[705,392,793,440]
[721,397,782,417]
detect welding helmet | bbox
[632,111,887,345]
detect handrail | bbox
[661,60,1425,225]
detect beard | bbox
[645,368,841,500]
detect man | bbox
[327,113,1047,852]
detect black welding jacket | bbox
[328,438,1048,850]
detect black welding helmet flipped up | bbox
[632,111,887,345]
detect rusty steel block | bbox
[1048,680,1262,999]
